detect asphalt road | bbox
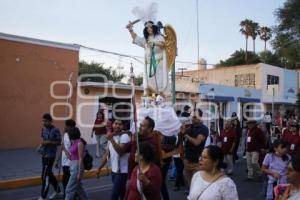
[0,159,265,200]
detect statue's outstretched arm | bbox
[126,21,137,40]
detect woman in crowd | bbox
[91,111,107,158]
[188,145,239,200]
[63,127,89,200]
[125,142,162,200]
[261,139,291,200]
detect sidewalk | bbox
[0,144,108,189]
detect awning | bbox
[202,95,234,102]
[238,97,260,103]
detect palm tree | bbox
[240,19,253,63]
[250,22,259,53]
[259,26,272,53]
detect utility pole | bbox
[272,87,275,119]
[196,0,200,81]
[178,67,187,77]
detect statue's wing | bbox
[164,24,177,71]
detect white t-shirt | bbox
[62,133,71,166]
[188,171,239,200]
[108,133,131,173]
[287,190,300,200]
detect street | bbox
[0,159,265,200]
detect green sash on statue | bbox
[149,45,157,78]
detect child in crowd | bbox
[261,139,291,200]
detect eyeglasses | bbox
[199,156,211,160]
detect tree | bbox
[216,49,260,67]
[250,22,260,53]
[272,0,300,69]
[259,51,283,67]
[259,26,272,53]
[240,19,254,62]
[135,75,143,86]
[216,49,287,68]
[78,61,125,82]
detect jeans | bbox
[233,138,240,162]
[62,166,70,198]
[96,134,107,157]
[41,157,60,198]
[111,172,127,200]
[174,157,185,188]
[246,151,261,179]
[65,161,88,200]
[224,154,234,174]
[161,158,172,200]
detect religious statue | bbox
[127,3,181,137]
[126,3,177,98]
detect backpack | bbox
[80,138,93,170]
[83,150,93,170]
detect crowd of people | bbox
[36,108,300,200]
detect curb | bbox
[0,168,111,190]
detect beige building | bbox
[76,82,144,143]
[180,64,261,89]
[175,75,200,110]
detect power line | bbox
[77,44,216,67]
[77,44,144,64]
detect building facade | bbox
[76,82,144,144]
[180,63,298,129]
[0,33,79,149]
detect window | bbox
[266,75,280,95]
[234,73,255,88]
[267,75,279,85]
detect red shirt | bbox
[246,127,265,152]
[125,164,162,200]
[282,131,300,157]
[92,118,108,135]
[128,134,161,178]
[219,128,237,154]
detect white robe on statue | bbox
[133,34,169,95]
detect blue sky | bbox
[0,0,285,75]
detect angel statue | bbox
[126,3,177,98]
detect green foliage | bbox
[78,61,125,82]
[259,51,285,68]
[216,49,287,68]
[272,0,300,69]
[240,19,254,40]
[135,75,143,86]
[216,49,260,67]
[259,26,272,53]
[259,27,272,44]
